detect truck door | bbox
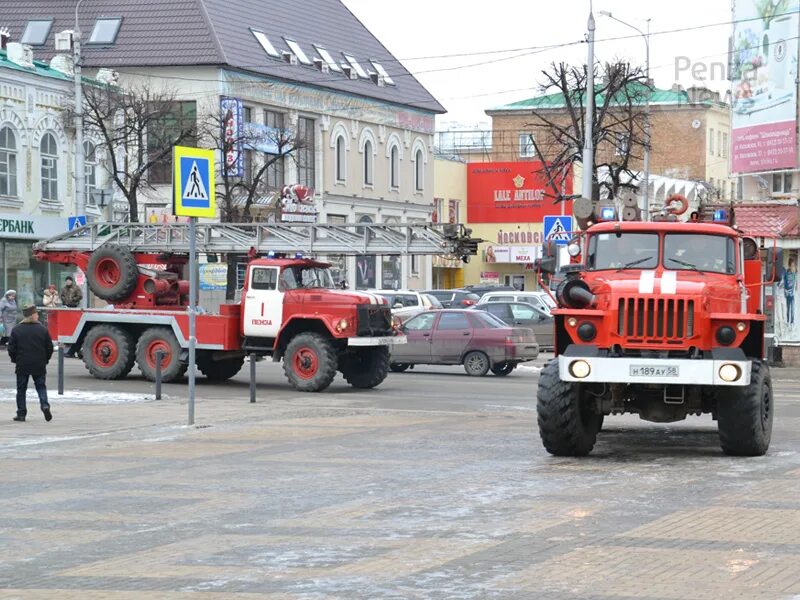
[243,266,282,338]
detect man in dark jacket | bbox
[8,305,53,422]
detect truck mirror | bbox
[339,280,349,290]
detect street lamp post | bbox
[599,12,651,221]
[74,0,86,219]
[582,4,595,206]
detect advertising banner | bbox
[220,97,244,177]
[731,1,800,173]
[467,162,572,224]
[483,244,541,264]
[199,264,229,291]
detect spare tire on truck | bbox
[87,244,139,302]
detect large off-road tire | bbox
[282,332,338,392]
[491,361,516,376]
[463,351,490,377]
[390,363,411,373]
[197,352,245,381]
[86,244,139,302]
[717,360,773,456]
[136,327,184,382]
[537,359,601,456]
[340,347,390,389]
[82,324,136,380]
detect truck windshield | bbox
[587,233,658,270]
[281,266,336,289]
[663,234,736,274]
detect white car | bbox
[371,290,443,322]
[476,290,556,315]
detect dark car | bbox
[389,309,539,377]
[424,289,480,308]
[462,284,517,298]
[471,301,554,350]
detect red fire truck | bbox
[536,208,774,456]
[34,221,478,392]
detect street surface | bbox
[1,354,800,599]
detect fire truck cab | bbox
[536,219,773,457]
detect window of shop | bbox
[264,110,285,190]
[0,127,17,198]
[40,133,58,202]
[414,148,424,191]
[84,140,97,207]
[390,144,399,189]
[148,101,197,185]
[335,134,346,182]
[0,241,56,308]
[772,172,792,194]
[296,116,315,189]
[519,133,535,158]
[363,139,373,186]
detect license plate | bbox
[629,365,679,377]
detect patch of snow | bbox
[0,389,160,404]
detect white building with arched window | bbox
[0,44,107,303]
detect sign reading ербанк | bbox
[173,146,216,218]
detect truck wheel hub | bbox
[294,347,318,379]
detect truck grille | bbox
[356,304,393,336]
[617,298,695,342]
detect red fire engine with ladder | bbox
[536,200,776,457]
[34,221,480,393]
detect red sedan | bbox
[389,309,539,376]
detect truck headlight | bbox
[335,318,350,333]
[718,363,741,382]
[569,359,591,379]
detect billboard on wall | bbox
[731,1,800,173]
[220,97,244,177]
[467,162,572,223]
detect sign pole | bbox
[188,215,197,425]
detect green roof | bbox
[0,48,74,81]
[490,82,697,112]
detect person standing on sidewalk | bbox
[60,277,82,308]
[0,289,17,347]
[8,305,53,422]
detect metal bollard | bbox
[155,350,164,400]
[57,344,64,396]
[249,353,256,403]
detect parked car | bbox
[462,284,516,298]
[372,290,442,323]
[476,290,555,315]
[471,301,554,350]
[389,309,539,376]
[424,289,480,308]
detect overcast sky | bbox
[342,0,732,128]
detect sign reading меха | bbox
[467,162,572,224]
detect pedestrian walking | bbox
[0,289,17,347]
[60,276,82,308]
[43,284,62,308]
[8,305,53,422]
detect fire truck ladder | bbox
[33,222,480,257]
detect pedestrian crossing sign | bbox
[173,146,216,218]
[543,215,573,246]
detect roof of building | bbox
[489,82,719,112]
[0,48,70,81]
[731,203,800,238]
[2,0,444,114]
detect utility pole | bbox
[74,0,85,219]
[581,3,595,205]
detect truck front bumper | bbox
[348,335,407,347]
[558,355,751,386]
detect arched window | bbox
[390,145,399,189]
[414,148,424,191]
[84,140,97,206]
[363,139,373,186]
[40,133,58,202]
[335,135,346,182]
[0,126,17,197]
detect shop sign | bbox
[199,264,228,291]
[0,213,67,240]
[467,162,572,223]
[480,271,500,283]
[484,244,541,264]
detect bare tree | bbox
[200,109,303,298]
[82,82,197,222]
[523,61,649,220]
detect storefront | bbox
[0,213,71,307]
[464,161,572,290]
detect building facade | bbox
[5,0,444,291]
[0,43,108,303]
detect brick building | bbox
[485,85,734,202]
